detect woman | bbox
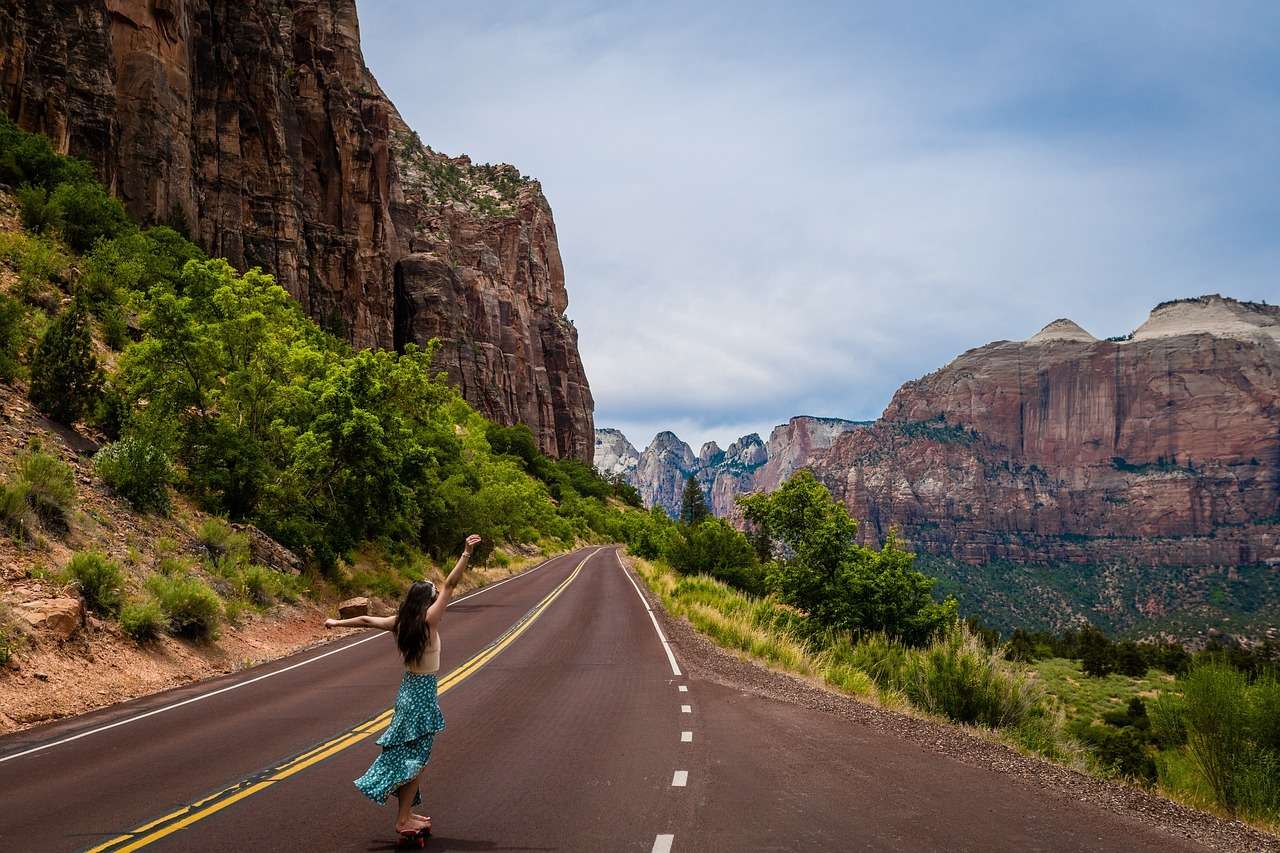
[324,534,482,843]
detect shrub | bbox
[48,181,130,253]
[145,573,222,640]
[667,518,764,594]
[94,434,172,513]
[29,299,101,424]
[65,550,125,616]
[17,441,76,526]
[0,624,14,665]
[242,564,298,606]
[198,518,249,562]
[16,184,61,234]
[0,293,22,382]
[0,480,31,538]
[119,598,164,643]
[902,626,1039,730]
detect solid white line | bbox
[652,834,674,853]
[614,550,682,676]
[671,770,688,787]
[0,549,581,764]
[678,685,687,692]
[681,731,692,743]
[681,704,692,713]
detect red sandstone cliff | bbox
[0,0,593,461]
[814,296,1280,567]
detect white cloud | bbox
[359,1,1280,450]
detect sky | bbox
[358,1,1280,453]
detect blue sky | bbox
[358,1,1280,452]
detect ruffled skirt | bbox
[354,671,447,805]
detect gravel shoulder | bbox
[619,553,1280,853]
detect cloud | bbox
[358,1,1280,450]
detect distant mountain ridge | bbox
[595,417,866,518]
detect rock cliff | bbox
[815,295,1280,567]
[0,0,594,460]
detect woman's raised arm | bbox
[427,534,481,623]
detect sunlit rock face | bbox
[0,0,594,461]
[814,296,1280,567]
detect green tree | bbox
[668,518,763,594]
[740,470,956,645]
[680,475,710,525]
[0,293,22,382]
[29,299,101,423]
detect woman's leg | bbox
[394,775,422,831]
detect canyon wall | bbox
[815,296,1280,567]
[0,0,593,460]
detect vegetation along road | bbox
[0,546,1218,852]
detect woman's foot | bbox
[395,818,424,835]
[411,814,432,830]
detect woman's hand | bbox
[324,618,337,630]
[464,534,482,554]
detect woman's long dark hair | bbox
[396,581,437,665]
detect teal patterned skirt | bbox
[354,671,447,805]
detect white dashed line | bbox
[678,685,688,692]
[681,731,693,742]
[652,834,675,853]
[615,550,682,676]
[671,770,688,787]
[681,704,692,713]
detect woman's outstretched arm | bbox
[428,534,482,622]
[324,614,396,631]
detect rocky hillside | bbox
[0,0,593,461]
[596,417,865,517]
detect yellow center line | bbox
[84,551,594,853]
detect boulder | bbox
[234,523,302,575]
[18,598,84,640]
[338,597,370,619]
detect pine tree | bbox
[680,475,710,525]
[30,298,100,423]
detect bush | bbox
[241,564,301,605]
[0,480,31,538]
[94,434,172,513]
[145,573,222,640]
[1156,663,1280,818]
[17,184,61,234]
[197,518,249,562]
[29,299,100,424]
[119,598,164,643]
[0,293,22,382]
[902,626,1039,730]
[65,550,125,616]
[667,518,764,594]
[17,441,76,526]
[48,181,130,253]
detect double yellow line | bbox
[86,552,593,853]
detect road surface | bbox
[0,546,1213,852]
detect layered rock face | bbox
[0,0,593,461]
[815,296,1280,566]
[596,417,864,518]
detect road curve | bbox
[0,546,1215,852]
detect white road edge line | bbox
[671,770,688,787]
[0,549,585,764]
[652,834,675,853]
[614,549,682,676]
[681,731,692,742]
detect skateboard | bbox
[397,827,430,849]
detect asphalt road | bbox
[0,546,1213,852]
